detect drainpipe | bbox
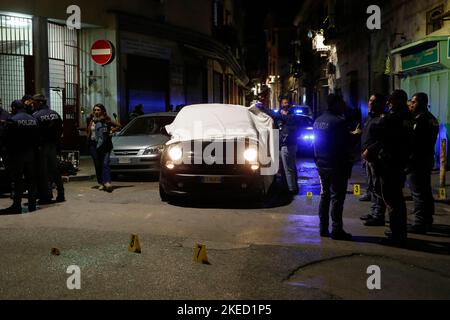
[33,16,50,99]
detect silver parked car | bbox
[109,112,177,177]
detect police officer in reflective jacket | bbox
[406,92,439,234]
[32,94,65,204]
[363,90,414,246]
[0,100,39,215]
[313,94,353,240]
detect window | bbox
[427,5,444,34]
[121,116,175,136]
[213,0,224,27]
[0,14,33,55]
[0,13,32,111]
[47,22,79,116]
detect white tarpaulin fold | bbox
[165,104,277,170]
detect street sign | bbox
[90,40,115,65]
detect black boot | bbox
[407,224,428,234]
[56,194,66,203]
[0,205,22,215]
[331,229,352,241]
[320,228,330,237]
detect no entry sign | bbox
[90,40,115,65]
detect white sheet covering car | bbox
[159,104,278,201]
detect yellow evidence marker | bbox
[193,244,210,264]
[353,184,361,196]
[439,188,446,200]
[128,234,142,254]
[306,192,313,199]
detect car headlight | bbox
[168,145,183,161]
[143,144,165,155]
[243,148,258,162]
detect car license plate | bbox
[202,176,222,184]
[118,157,131,164]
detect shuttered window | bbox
[0,14,32,112]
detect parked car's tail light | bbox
[143,144,165,155]
[243,148,258,162]
[168,145,183,161]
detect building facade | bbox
[0,0,248,149]
[292,0,450,164]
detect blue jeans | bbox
[407,170,434,226]
[318,167,349,231]
[280,145,298,192]
[368,163,386,221]
[98,151,111,184]
[89,142,102,185]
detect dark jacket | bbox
[32,106,63,145]
[361,112,383,152]
[4,110,39,153]
[313,110,352,170]
[408,110,439,172]
[274,110,302,147]
[0,107,11,149]
[366,106,414,171]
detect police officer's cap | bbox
[11,100,24,110]
[32,94,47,103]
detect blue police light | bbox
[301,134,315,141]
[295,109,303,114]
[273,109,280,113]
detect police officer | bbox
[274,97,300,195]
[313,94,353,240]
[360,94,387,226]
[406,92,439,234]
[363,90,414,246]
[32,94,65,204]
[0,100,38,214]
[0,99,11,155]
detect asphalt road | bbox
[0,158,450,300]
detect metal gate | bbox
[0,13,33,111]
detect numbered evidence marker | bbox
[306,192,313,199]
[439,188,447,200]
[353,184,361,196]
[193,244,210,264]
[128,234,141,254]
